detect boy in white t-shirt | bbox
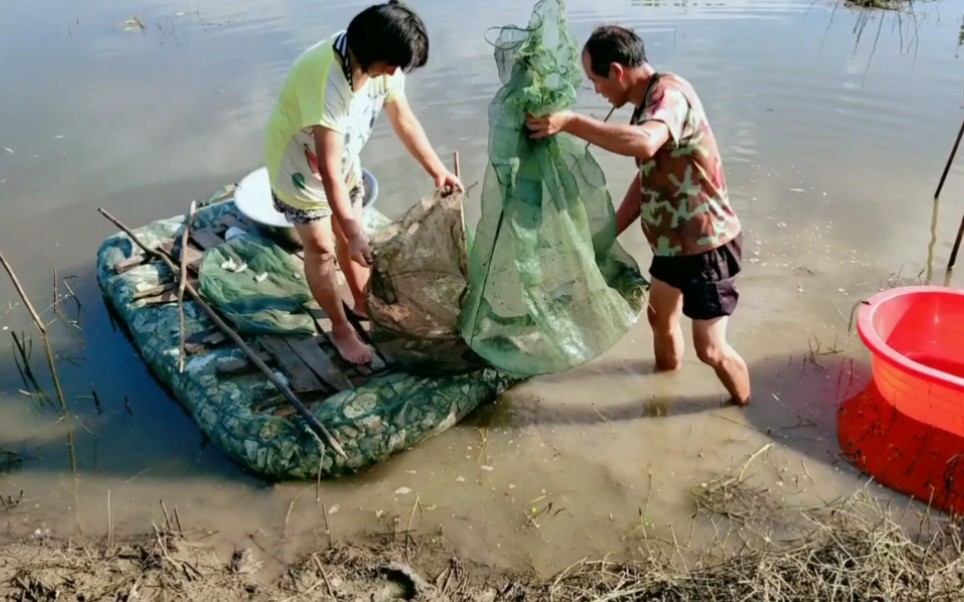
[264,1,462,365]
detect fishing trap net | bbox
[364,0,648,377]
[455,0,645,377]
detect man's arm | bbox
[563,114,670,160]
[528,87,688,161]
[616,172,642,236]
[385,96,448,180]
[312,125,363,239]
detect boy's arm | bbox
[385,96,463,191]
[312,125,363,240]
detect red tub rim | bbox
[857,285,964,391]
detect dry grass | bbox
[4,452,964,601]
[550,491,964,601]
[542,444,964,601]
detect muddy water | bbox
[1,0,963,579]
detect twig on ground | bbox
[405,495,422,555]
[313,554,337,599]
[322,503,332,546]
[476,427,489,465]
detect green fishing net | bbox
[455,0,646,377]
[197,234,316,336]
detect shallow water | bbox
[1,0,963,577]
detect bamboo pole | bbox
[0,252,47,334]
[0,251,82,532]
[177,200,197,373]
[96,207,348,459]
[941,116,964,268]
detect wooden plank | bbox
[142,291,178,306]
[216,359,253,375]
[114,255,150,273]
[185,328,219,346]
[190,229,225,251]
[274,405,298,418]
[252,394,286,412]
[184,342,209,355]
[160,239,204,273]
[253,389,327,415]
[259,336,325,393]
[219,214,249,232]
[287,336,354,391]
[199,330,227,346]
[217,351,272,376]
[177,328,231,356]
[131,279,199,301]
[184,245,204,272]
[132,283,172,300]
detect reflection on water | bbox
[1,0,963,574]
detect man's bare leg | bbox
[646,278,685,372]
[692,317,751,406]
[295,220,373,365]
[332,201,370,318]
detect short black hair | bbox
[347,1,429,73]
[583,25,647,78]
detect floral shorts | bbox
[271,182,365,225]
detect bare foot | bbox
[331,325,373,365]
[730,396,751,407]
[653,360,682,373]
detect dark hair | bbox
[347,1,429,73]
[583,25,647,77]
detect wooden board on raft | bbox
[110,212,393,412]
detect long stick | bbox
[177,200,197,373]
[941,116,964,268]
[949,214,964,269]
[0,252,47,334]
[1,250,82,530]
[936,116,964,202]
[97,207,348,459]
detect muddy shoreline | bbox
[2,476,961,602]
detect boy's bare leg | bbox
[332,200,371,318]
[295,219,373,365]
[692,317,751,406]
[646,278,685,372]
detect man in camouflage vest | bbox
[526,25,751,407]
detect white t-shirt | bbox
[265,31,406,211]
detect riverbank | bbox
[3,467,961,601]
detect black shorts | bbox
[649,232,743,321]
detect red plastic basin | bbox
[856,285,964,437]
